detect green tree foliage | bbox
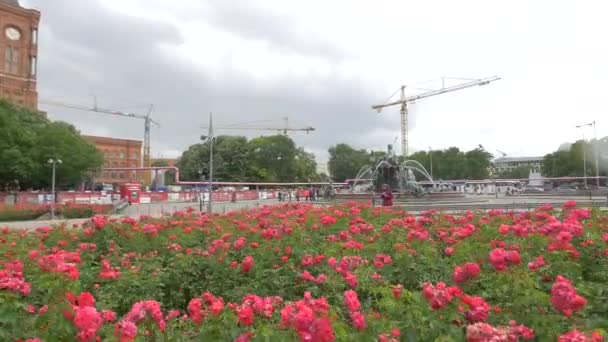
[407,147,493,180]
[0,100,103,190]
[327,144,371,181]
[177,135,319,182]
[543,141,592,178]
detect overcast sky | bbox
[23,0,608,170]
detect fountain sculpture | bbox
[349,144,434,198]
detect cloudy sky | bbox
[23,0,608,170]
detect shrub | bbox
[0,202,606,341]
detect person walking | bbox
[380,184,394,207]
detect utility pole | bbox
[399,86,408,157]
[48,159,62,220]
[593,121,599,187]
[207,112,214,214]
[198,167,204,212]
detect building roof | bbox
[493,156,543,163]
[83,135,142,146]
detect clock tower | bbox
[0,0,40,110]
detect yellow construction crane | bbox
[202,117,315,135]
[372,76,501,157]
[40,99,159,185]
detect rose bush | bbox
[0,201,607,341]
[0,203,112,222]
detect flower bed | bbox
[0,203,112,222]
[0,204,50,221]
[0,201,607,341]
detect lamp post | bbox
[201,112,214,214]
[592,121,599,187]
[576,123,594,188]
[198,167,204,212]
[48,159,62,220]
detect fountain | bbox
[336,144,465,202]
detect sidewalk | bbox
[2,199,279,230]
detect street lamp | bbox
[428,147,433,180]
[48,159,62,220]
[202,112,214,214]
[198,167,205,212]
[576,123,595,188]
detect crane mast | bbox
[372,75,500,157]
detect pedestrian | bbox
[304,189,310,202]
[231,191,237,203]
[295,190,300,202]
[278,191,283,202]
[380,184,394,207]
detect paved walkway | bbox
[120,199,279,217]
[1,200,280,230]
[4,197,606,231]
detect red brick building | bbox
[0,0,39,109]
[83,135,143,184]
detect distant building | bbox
[0,0,40,109]
[84,135,143,184]
[492,156,544,175]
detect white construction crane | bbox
[202,117,315,135]
[40,99,159,185]
[372,76,501,157]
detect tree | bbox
[177,135,253,182]
[33,122,103,188]
[408,147,493,180]
[294,148,319,182]
[249,135,298,182]
[542,140,594,178]
[0,100,103,190]
[465,148,493,179]
[176,134,318,183]
[327,144,370,182]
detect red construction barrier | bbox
[1,190,275,206]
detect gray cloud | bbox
[201,0,347,61]
[24,0,396,165]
